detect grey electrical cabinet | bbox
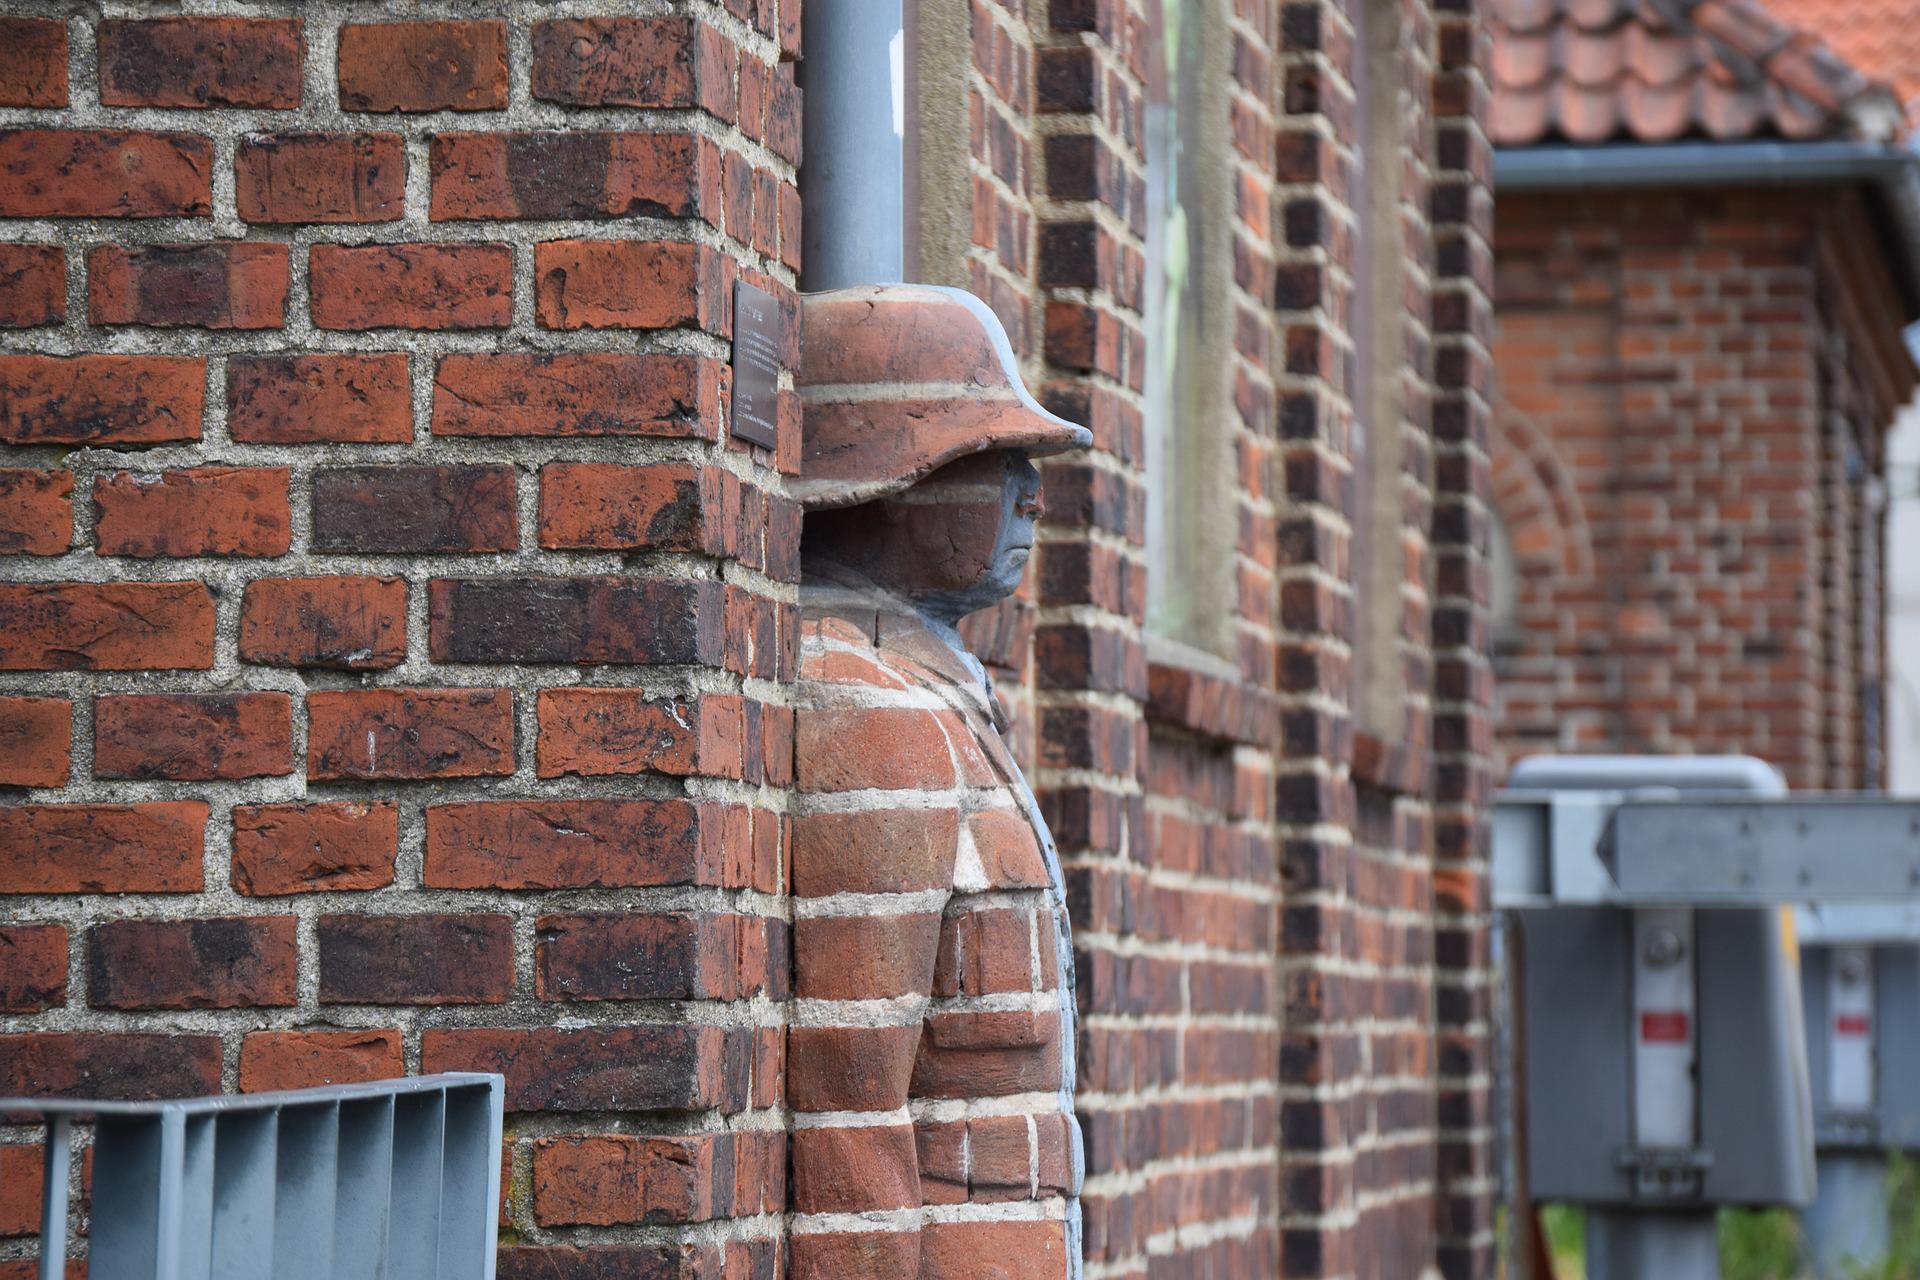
[1505,755,1817,1210]
[1800,930,1920,1151]
[1516,904,1816,1206]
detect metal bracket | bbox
[1615,1146,1714,1201]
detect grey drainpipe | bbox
[1496,142,1920,316]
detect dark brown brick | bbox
[537,912,745,1001]
[430,131,709,221]
[0,803,206,894]
[311,465,517,554]
[232,801,399,896]
[0,468,72,555]
[93,467,291,557]
[98,18,303,109]
[0,582,214,670]
[428,577,722,665]
[422,1025,733,1112]
[239,575,407,670]
[0,1033,220,1100]
[337,22,507,112]
[0,355,204,446]
[94,692,294,781]
[226,353,411,444]
[0,244,64,327]
[318,913,514,1005]
[0,130,211,218]
[0,924,67,1013]
[235,133,404,223]
[0,18,68,107]
[88,917,297,1010]
[307,688,514,780]
[432,353,723,438]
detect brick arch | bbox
[1490,401,1594,581]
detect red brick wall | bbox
[1492,187,1909,791]
[0,5,798,1276]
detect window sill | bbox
[1144,636,1281,749]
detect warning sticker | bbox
[1640,1010,1690,1043]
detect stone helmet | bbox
[794,283,1092,510]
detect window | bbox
[1348,0,1413,736]
[1142,0,1236,657]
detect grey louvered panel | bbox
[2,1073,503,1280]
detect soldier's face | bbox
[882,450,1043,618]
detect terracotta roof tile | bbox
[1490,0,1901,145]
[1759,0,1920,125]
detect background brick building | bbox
[0,2,1496,1278]
[1486,0,1920,790]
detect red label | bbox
[1640,1011,1690,1043]
[1836,1014,1872,1037]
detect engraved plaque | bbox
[730,280,783,449]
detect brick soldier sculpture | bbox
[786,284,1093,1279]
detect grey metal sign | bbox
[730,280,783,449]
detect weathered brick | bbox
[89,917,297,1010]
[89,242,288,329]
[532,1133,721,1226]
[534,240,726,331]
[0,18,67,107]
[538,462,708,551]
[239,575,407,669]
[94,467,291,557]
[235,133,404,223]
[424,798,715,890]
[0,582,214,670]
[789,1233,921,1278]
[337,22,507,112]
[312,465,517,554]
[239,1028,403,1092]
[231,801,399,895]
[428,577,722,665]
[0,1032,220,1100]
[0,244,64,327]
[785,1026,919,1112]
[430,132,709,220]
[791,809,960,896]
[536,913,728,1001]
[94,692,294,781]
[0,924,67,1013]
[534,688,701,778]
[227,353,411,444]
[432,353,723,438]
[795,707,958,792]
[98,18,303,109]
[0,696,69,788]
[0,130,212,218]
[307,688,514,780]
[0,803,205,894]
[422,1025,734,1112]
[0,469,71,555]
[0,355,204,446]
[0,1145,39,1236]
[309,242,512,330]
[318,913,514,1005]
[531,18,735,113]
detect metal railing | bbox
[2,1072,503,1280]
